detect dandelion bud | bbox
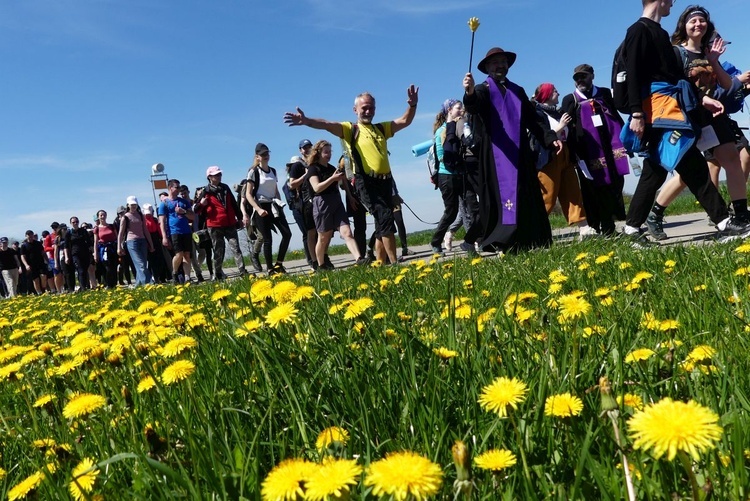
[599,376,618,413]
[452,440,473,498]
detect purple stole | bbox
[487,77,522,225]
[574,87,630,186]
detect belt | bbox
[362,171,392,180]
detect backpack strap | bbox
[348,122,387,175]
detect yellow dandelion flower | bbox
[664,259,676,267]
[261,458,316,501]
[686,345,716,362]
[364,451,443,500]
[250,279,274,303]
[454,304,473,319]
[548,270,568,283]
[433,347,458,360]
[33,394,57,408]
[212,289,232,302]
[161,359,195,385]
[640,312,661,330]
[478,377,528,417]
[694,284,707,291]
[474,449,517,472]
[577,262,590,271]
[548,283,562,294]
[625,348,655,363]
[595,255,611,264]
[236,318,263,337]
[735,243,750,253]
[316,426,350,452]
[0,362,23,380]
[515,308,536,323]
[265,303,298,328]
[631,271,653,284]
[63,393,107,419]
[343,297,375,320]
[617,393,644,411]
[69,457,99,501]
[556,293,591,323]
[137,375,157,393]
[628,398,722,460]
[373,312,386,320]
[582,325,606,338]
[305,458,363,501]
[658,319,680,331]
[545,393,584,418]
[289,285,315,303]
[619,262,632,270]
[8,471,45,501]
[574,252,589,262]
[161,336,198,357]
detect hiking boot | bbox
[251,253,262,272]
[460,241,478,257]
[645,211,668,241]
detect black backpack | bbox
[611,20,647,115]
[246,166,277,199]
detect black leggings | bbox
[253,202,292,270]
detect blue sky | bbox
[1,0,749,251]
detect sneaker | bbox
[251,253,262,272]
[645,211,668,241]
[274,263,287,274]
[474,241,482,252]
[196,274,205,283]
[319,261,335,271]
[620,229,657,248]
[431,246,445,256]
[578,225,599,241]
[459,241,478,257]
[323,255,335,270]
[443,232,454,252]
[401,248,415,257]
[366,249,375,261]
[355,256,372,266]
[721,216,750,237]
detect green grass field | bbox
[2,233,750,499]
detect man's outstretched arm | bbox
[283,107,344,138]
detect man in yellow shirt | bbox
[283,85,418,264]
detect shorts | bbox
[26,266,43,281]
[704,119,750,161]
[302,201,315,232]
[170,233,193,253]
[47,258,57,277]
[312,192,350,233]
[354,174,395,238]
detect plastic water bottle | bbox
[463,122,472,139]
[629,156,642,177]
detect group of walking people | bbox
[429,2,750,254]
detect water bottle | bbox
[629,156,642,177]
[463,122,472,139]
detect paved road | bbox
[216,212,729,279]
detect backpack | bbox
[235,178,250,214]
[611,20,648,115]
[427,141,439,189]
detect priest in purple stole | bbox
[463,47,560,252]
[562,64,629,236]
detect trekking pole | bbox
[467,17,480,73]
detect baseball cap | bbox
[126,196,139,206]
[573,64,594,79]
[206,165,223,177]
[142,203,154,215]
[255,143,270,155]
[117,205,127,214]
[286,155,302,167]
[298,139,312,149]
[25,230,34,236]
[0,237,8,243]
[50,221,60,230]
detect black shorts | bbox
[354,174,395,238]
[170,233,193,253]
[302,201,315,232]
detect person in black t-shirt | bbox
[64,216,92,290]
[0,236,22,297]
[20,230,48,294]
[306,140,368,269]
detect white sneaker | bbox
[474,241,482,252]
[443,232,454,252]
[578,225,598,241]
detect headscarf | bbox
[442,98,460,116]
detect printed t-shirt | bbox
[341,121,393,176]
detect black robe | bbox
[464,81,557,252]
